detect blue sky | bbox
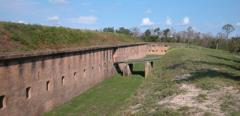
[0,0,240,35]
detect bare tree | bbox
[222,24,235,39]
[216,32,226,49]
[187,26,194,48]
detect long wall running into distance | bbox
[0,43,168,116]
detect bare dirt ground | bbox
[126,83,240,116]
[157,83,240,116]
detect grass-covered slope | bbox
[0,22,140,53]
[121,44,240,116]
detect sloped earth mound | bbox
[0,31,22,53]
[120,47,240,116]
[0,22,140,54]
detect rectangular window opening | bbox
[73,72,77,79]
[26,87,31,99]
[0,95,6,109]
[46,81,50,91]
[62,76,65,85]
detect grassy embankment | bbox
[0,22,140,54]
[120,44,240,116]
[46,44,240,116]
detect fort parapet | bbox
[0,42,168,116]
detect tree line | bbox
[100,24,240,53]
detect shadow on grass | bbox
[166,63,185,70]
[177,69,240,82]
[208,55,240,64]
[193,61,240,71]
[132,71,145,77]
[168,59,240,82]
[166,59,239,71]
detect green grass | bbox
[0,21,140,53]
[158,46,240,90]
[220,94,240,115]
[150,108,183,116]
[44,74,143,116]
[194,94,208,102]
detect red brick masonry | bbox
[0,42,168,116]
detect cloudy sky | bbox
[0,0,240,35]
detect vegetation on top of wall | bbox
[0,22,140,53]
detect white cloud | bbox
[141,17,154,26]
[48,16,60,25]
[145,9,152,14]
[17,20,26,24]
[49,0,68,4]
[69,16,98,25]
[181,16,190,25]
[48,16,60,22]
[165,17,172,26]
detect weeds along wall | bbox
[0,43,167,116]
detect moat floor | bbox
[44,75,143,116]
[45,44,240,116]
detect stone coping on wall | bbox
[0,42,147,61]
